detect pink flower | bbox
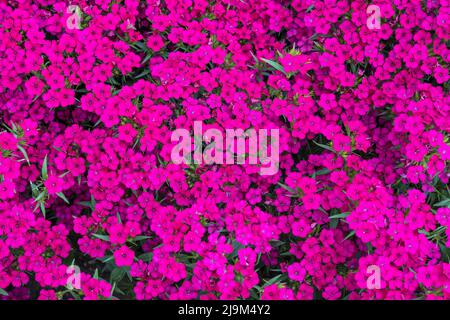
[114,246,135,267]
[322,285,341,300]
[287,263,306,283]
[44,175,64,195]
[0,180,15,200]
[147,35,165,51]
[0,0,448,301]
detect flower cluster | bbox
[0,0,449,300]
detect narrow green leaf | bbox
[344,230,356,240]
[138,252,153,262]
[133,235,150,241]
[434,199,450,208]
[312,140,335,153]
[264,274,286,287]
[306,4,315,12]
[260,58,287,76]
[277,182,296,194]
[17,145,30,165]
[312,168,331,178]
[329,212,350,219]
[110,267,126,283]
[59,171,70,178]
[133,41,149,52]
[135,69,151,79]
[250,51,259,64]
[99,255,114,263]
[42,155,48,179]
[78,201,93,209]
[56,192,70,204]
[93,234,110,242]
[40,202,46,217]
[110,282,116,297]
[142,53,152,65]
[35,190,47,202]
[113,284,125,295]
[330,218,339,229]
[90,194,96,209]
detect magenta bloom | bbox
[114,246,135,267]
[44,175,64,195]
[0,0,448,302]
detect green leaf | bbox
[434,199,450,208]
[17,145,30,165]
[277,182,296,194]
[59,171,70,178]
[249,51,259,64]
[113,284,125,296]
[330,218,339,229]
[344,230,355,240]
[56,192,70,204]
[35,190,47,202]
[133,41,149,52]
[78,201,94,210]
[264,274,286,287]
[42,154,48,179]
[99,255,114,263]
[138,252,153,262]
[312,168,331,178]
[306,4,315,12]
[93,118,103,127]
[135,69,151,79]
[52,145,63,152]
[93,234,110,242]
[133,235,150,241]
[110,267,126,283]
[142,53,152,65]
[40,202,46,217]
[69,291,81,300]
[0,288,8,296]
[30,181,38,192]
[329,212,350,219]
[260,58,287,76]
[230,241,244,258]
[312,140,335,153]
[439,243,450,263]
[90,194,96,207]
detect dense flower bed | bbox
[0,0,449,300]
